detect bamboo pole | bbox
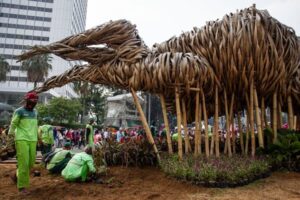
[237,111,245,154]
[245,109,250,155]
[277,103,282,129]
[261,97,266,129]
[181,99,189,154]
[131,88,160,162]
[224,90,232,157]
[201,91,209,158]
[159,94,173,154]
[272,92,278,143]
[293,115,297,130]
[250,82,255,157]
[229,93,235,155]
[194,84,200,156]
[210,129,215,156]
[231,113,236,154]
[175,85,183,160]
[287,95,294,129]
[254,88,264,148]
[199,101,202,155]
[214,87,220,157]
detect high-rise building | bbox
[0,0,88,106]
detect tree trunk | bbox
[201,92,209,158]
[175,85,183,160]
[214,87,220,157]
[131,88,160,162]
[254,88,264,148]
[160,94,173,154]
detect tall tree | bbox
[73,81,90,123]
[74,82,108,124]
[86,85,107,125]
[36,97,82,124]
[0,56,10,82]
[21,54,52,88]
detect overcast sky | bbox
[86,0,300,47]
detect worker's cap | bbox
[24,91,38,102]
[89,117,95,122]
[64,141,71,148]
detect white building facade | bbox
[0,0,88,106]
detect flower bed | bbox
[160,154,271,188]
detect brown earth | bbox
[0,164,299,200]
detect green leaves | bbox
[20,54,52,88]
[36,97,82,124]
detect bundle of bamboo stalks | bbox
[17,5,300,160]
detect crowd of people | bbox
[3,91,268,195]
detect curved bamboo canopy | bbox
[18,5,300,121]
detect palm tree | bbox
[21,54,52,88]
[0,56,10,82]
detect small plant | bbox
[93,138,158,167]
[160,154,271,188]
[260,129,300,171]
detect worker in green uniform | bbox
[8,91,39,194]
[86,118,94,147]
[38,117,54,156]
[46,141,73,174]
[61,146,96,182]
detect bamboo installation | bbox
[17,5,300,159]
[160,94,173,154]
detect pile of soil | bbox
[0,164,299,200]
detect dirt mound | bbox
[0,164,299,200]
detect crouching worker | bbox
[46,141,72,174]
[61,146,95,182]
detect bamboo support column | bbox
[294,116,297,130]
[250,82,255,157]
[277,103,282,129]
[231,114,236,154]
[245,109,250,155]
[160,94,173,154]
[287,95,294,129]
[237,111,245,154]
[229,93,235,154]
[214,87,220,157]
[254,88,264,148]
[199,102,202,155]
[224,90,232,157]
[210,130,215,156]
[175,85,183,160]
[272,92,278,143]
[201,92,209,158]
[181,99,189,154]
[261,98,266,129]
[194,84,200,156]
[131,88,160,162]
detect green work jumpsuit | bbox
[9,107,38,189]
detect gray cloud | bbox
[86,0,300,46]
